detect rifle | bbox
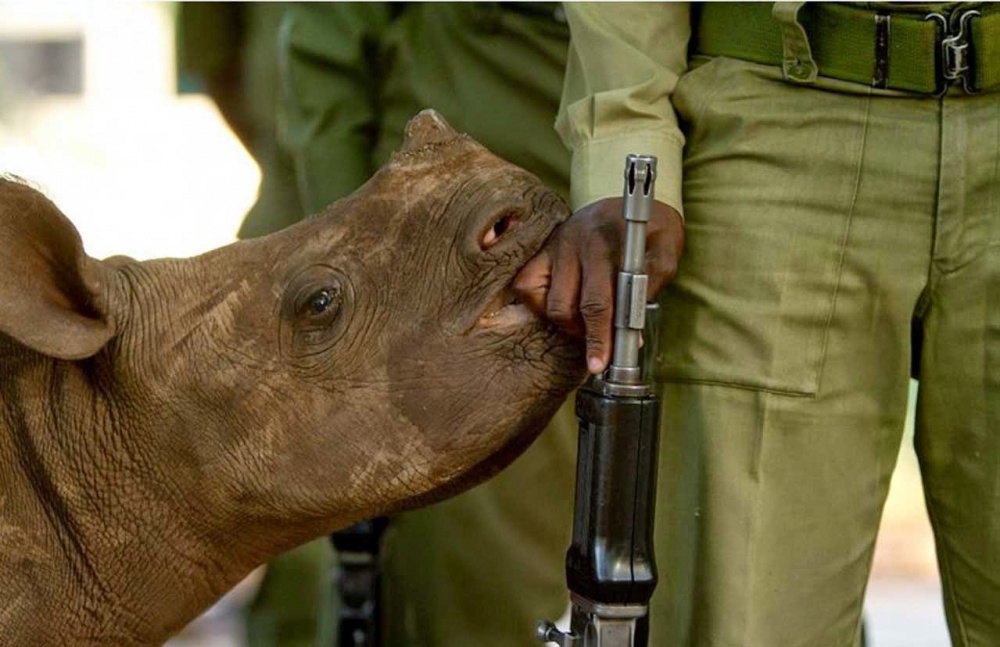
[538,154,662,647]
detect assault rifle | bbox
[538,155,662,647]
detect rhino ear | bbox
[0,178,114,359]
[399,109,461,152]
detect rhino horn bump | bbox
[400,109,461,152]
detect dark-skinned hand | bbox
[513,197,684,374]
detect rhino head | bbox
[0,110,584,645]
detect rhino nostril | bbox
[481,213,519,249]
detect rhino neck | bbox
[64,250,321,643]
[0,253,287,646]
[0,341,74,644]
[81,253,281,642]
[0,340,249,646]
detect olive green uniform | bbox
[176,3,304,239]
[559,3,1000,645]
[273,4,576,646]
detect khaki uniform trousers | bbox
[649,54,1000,646]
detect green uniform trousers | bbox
[256,4,576,646]
[649,53,1000,646]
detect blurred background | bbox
[0,3,948,646]
[0,2,257,262]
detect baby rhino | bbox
[0,110,584,645]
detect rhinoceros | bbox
[0,110,584,645]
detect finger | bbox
[579,238,616,374]
[545,243,584,337]
[512,250,552,317]
[644,208,684,299]
[644,243,678,299]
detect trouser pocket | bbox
[657,57,870,396]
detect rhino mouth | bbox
[476,284,535,329]
[471,220,555,331]
[469,184,567,333]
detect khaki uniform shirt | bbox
[555,2,963,214]
[555,2,690,214]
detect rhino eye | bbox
[281,270,350,364]
[306,287,341,317]
[310,289,335,314]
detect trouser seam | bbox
[923,488,973,646]
[925,96,949,310]
[743,391,767,645]
[658,377,814,398]
[814,89,873,395]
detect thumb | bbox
[512,250,552,317]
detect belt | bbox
[692,3,1000,95]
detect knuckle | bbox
[651,254,679,282]
[579,298,612,323]
[663,260,679,282]
[583,241,616,273]
[593,222,622,249]
[584,333,606,354]
[646,242,678,272]
[511,272,533,293]
[546,299,576,325]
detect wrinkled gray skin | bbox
[0,111,584,646]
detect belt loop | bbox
[772,1,819,83]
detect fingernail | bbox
[588,356,604,374]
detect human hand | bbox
[513,197,684,374]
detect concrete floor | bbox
[865,579,950,647]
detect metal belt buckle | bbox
[926,9,981,95]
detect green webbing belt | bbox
[694,3,1000,94]
[973,13,1000,90]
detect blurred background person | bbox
[176,3,303,237]
[185,3,576,646]
[278,5,574,645]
